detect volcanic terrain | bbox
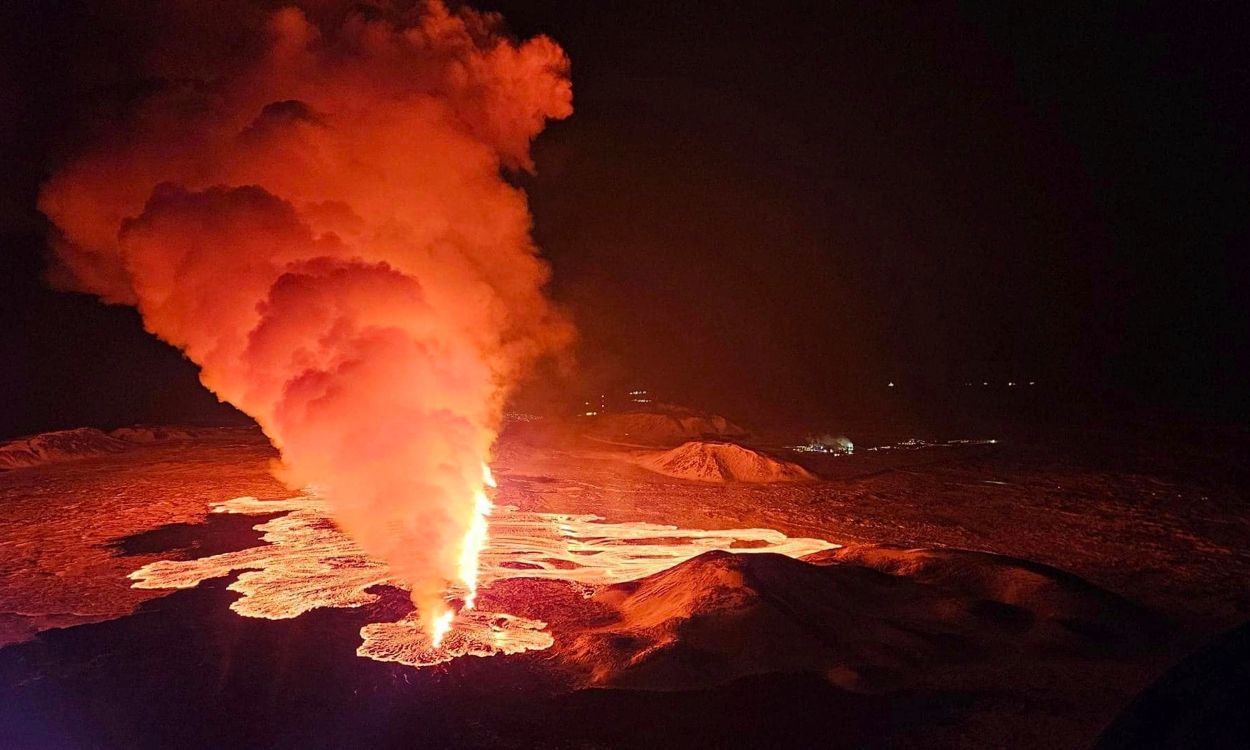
[1,416,1248,748]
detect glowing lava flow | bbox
[130,491,836,668]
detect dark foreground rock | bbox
[1098,619,1250,750]
[554,546,1165,691]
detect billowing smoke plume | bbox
[39,1,572,633]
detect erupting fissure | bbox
[435,462,496,646]
[39,2,572,640]
[458,464,497,611]
[130,492,837,668]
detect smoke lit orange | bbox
[39,1,573,637]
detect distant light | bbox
[1008,381,1016,387]
[887,381,895,388]
[982,382,988,386]
[1029,381,1036,386]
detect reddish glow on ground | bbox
[130,494,835,668]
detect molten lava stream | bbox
[129,488,836,668]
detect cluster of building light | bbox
[503,411,542,423]
[864,437,997,452]
[789,436,855,455]
[580,388,652,417]
[791,442,854,455]
[885,381,1037,388]
[789,436,998,456]
[581,392,608,417]
[961,381,1038,387]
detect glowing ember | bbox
[130,493,835,668]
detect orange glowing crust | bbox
[129,493,836,668]
[362,609,553,668]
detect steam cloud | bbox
[39,1,572,632]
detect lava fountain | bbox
[39,1,572,638]
[459,464,498,612]
[436,462,496,647]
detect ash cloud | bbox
[39,0,573,632]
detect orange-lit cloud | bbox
[40,1,572,634]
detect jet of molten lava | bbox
[39,2,572,640]
[457,464,497,612]
[430,609,455,649]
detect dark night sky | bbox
[3,1,1249,436]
